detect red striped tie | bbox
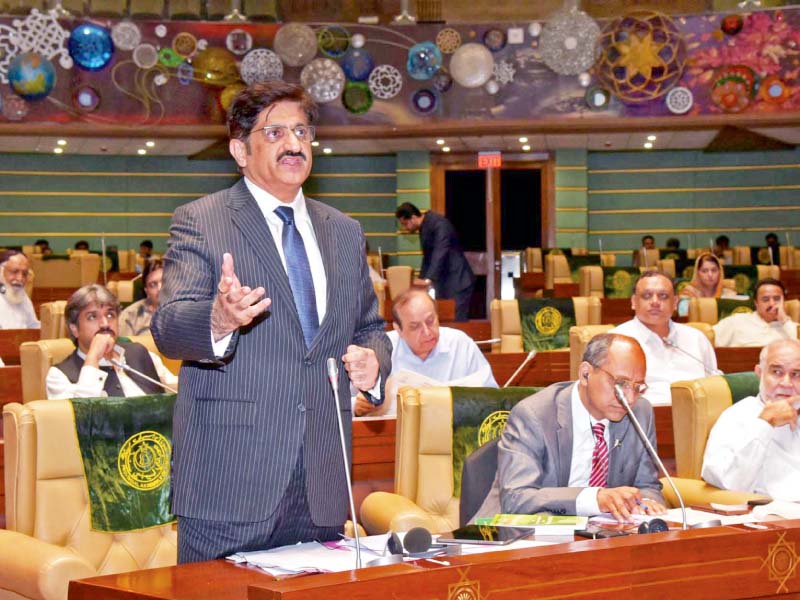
[589,422,609,487]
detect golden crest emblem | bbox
[478,410,509,446]
[731,305,752,314]
[534,306,562,336]
[118,430,171,491]
[612,269,632,291]
[733,273,751,294]
[448,581,480,600]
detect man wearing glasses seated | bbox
[612,270,718,406]
[495,334,666,523]
[119,258,164,336]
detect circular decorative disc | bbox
[159,47,182,68]
[351,33,366,49]
[240,48,284,85]
[483,28,506,52]
[539,6,600,76]
[154,24,167,38]
[436,28,461,54]
[585,86,610,110]
[72,84,101,113]
[406,41,442,81]
[665,86,693,114]
[317,25,350,58]
[721,14,743,35]
[68,23,114,71]
[367,64,402,99]
[8,52,56,101]
[342,81,372,114]
[300,57,345,103]
[273,23,317,67]
[2,94,28,120]
[132,43,159,69]
[177,61,194,85]
[411,88,438,115]
[192,47,239,87]
[432,69,453,92]
[173,32,197,57]
[449,42,494,88]
[111,21,141,51]
[711,75,750,113]
[226,29,253,55]
[341,48,374,82]
[760,75,788,104]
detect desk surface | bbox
[69,519,800,600]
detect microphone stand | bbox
[110,358,178,394]
[613,384,688,530]
[661,337,723,376]
[326,358,363,569]
[502,350,536,388]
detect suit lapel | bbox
[555,386,574,486]
[227,180,295,308]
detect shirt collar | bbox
[570,381,608,429]
[244,177,308,220]
[632,316,675,344]
[396,332,448,364]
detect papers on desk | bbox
[752,501,800,521]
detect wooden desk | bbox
[544,283,580,298]
[717,346,762,373]
[352,419,395,482]
[601,298,635,325]
[0,328,39,364]
[70,520,800,599]
[782,268,800,300]
[485,350,570,387]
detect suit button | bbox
[304,359,312,366]
[297,403,306,412]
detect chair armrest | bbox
[660,477,769,508]
[360,491,444,535]
[0,530,97,600]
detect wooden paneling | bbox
[0,329,39,364]
[485,350,570,388]
[352,419,395,482]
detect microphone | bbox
[502,349,537,388]
[661,337,723,376]
[326,357,363,569]
[612,384,688,531]
[109,344,177,394]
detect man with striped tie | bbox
[497,333,666,523]
[152,82,392,563]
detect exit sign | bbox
[478,151,502,169]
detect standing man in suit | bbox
[498,333,666,522]
[395,202,475,321]
[152,82,392,563]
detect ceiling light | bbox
[145,140,155,148]
[643,142,653,149]
[311,140,319,147]
[56,139,67,146]
[647,135,657,141]
[137,148,147,155]
[53,147,63,154]
[323,147,332,154]
[519,136,528,143]
[442,146,451,152]
[522,145,531,151]
[436,139,445,145]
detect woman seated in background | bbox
[679,252,737,299]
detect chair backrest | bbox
[687,297,719,324]
[600,253,616,267]
[490,297,601,353]
[20,333,179,402]
[657,259,676,278]
[732,246,751,265]
[525,247,542,273]
[39,300,68,340]
[3,400,176,576]
[385,265,413,301]
[544,254,571,289]
[568,324,615,379]
[780,246,795,269]
[373,279,386,322]
[116,250,137,272]
[579,265,603,297]
[637,248,659,269]
[670,372,759,478]
[459,437,499,526]
[29,254,100,288]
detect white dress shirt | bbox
[611,317,717,406]
[46,350,178,399]
[0,291,40,329]
[569,383,609,516]
[713,311,798,347]
[702,395,800,500]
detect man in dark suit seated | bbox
[46,284,177,399]
[395,202,475,321]
[496,333,666,523]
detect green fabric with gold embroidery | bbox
[518,297,576,351]
[451,387,540,498]
[722,266,759,296]
[565,255,601,283]
[602,266,641,298]
[70,394,176,532]
[717,298,755,320]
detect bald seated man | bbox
[496,333,666,523]
[354,288,496,417]
[702,339,800,500]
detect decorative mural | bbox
[2,6,800,127]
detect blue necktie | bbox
[275,206,319,349]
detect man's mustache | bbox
[96,327,115,335]
[278,150,306,162]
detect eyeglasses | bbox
[246,124,315,144]
[592,365,648,396]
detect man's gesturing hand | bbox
[211,253,271,341]
[342,345,379,391]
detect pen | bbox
[426,558,450,566]
[636,499,650,513]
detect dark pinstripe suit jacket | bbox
[152,179,391,524]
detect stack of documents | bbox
[476,513,588,535]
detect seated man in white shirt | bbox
[354,288,497,417]
[702,339,800,500]
[46,284,177,399]
[0,250,40,330]
[713,278,798,347]
[611,270,717,406]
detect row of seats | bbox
[0,0,278,19]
